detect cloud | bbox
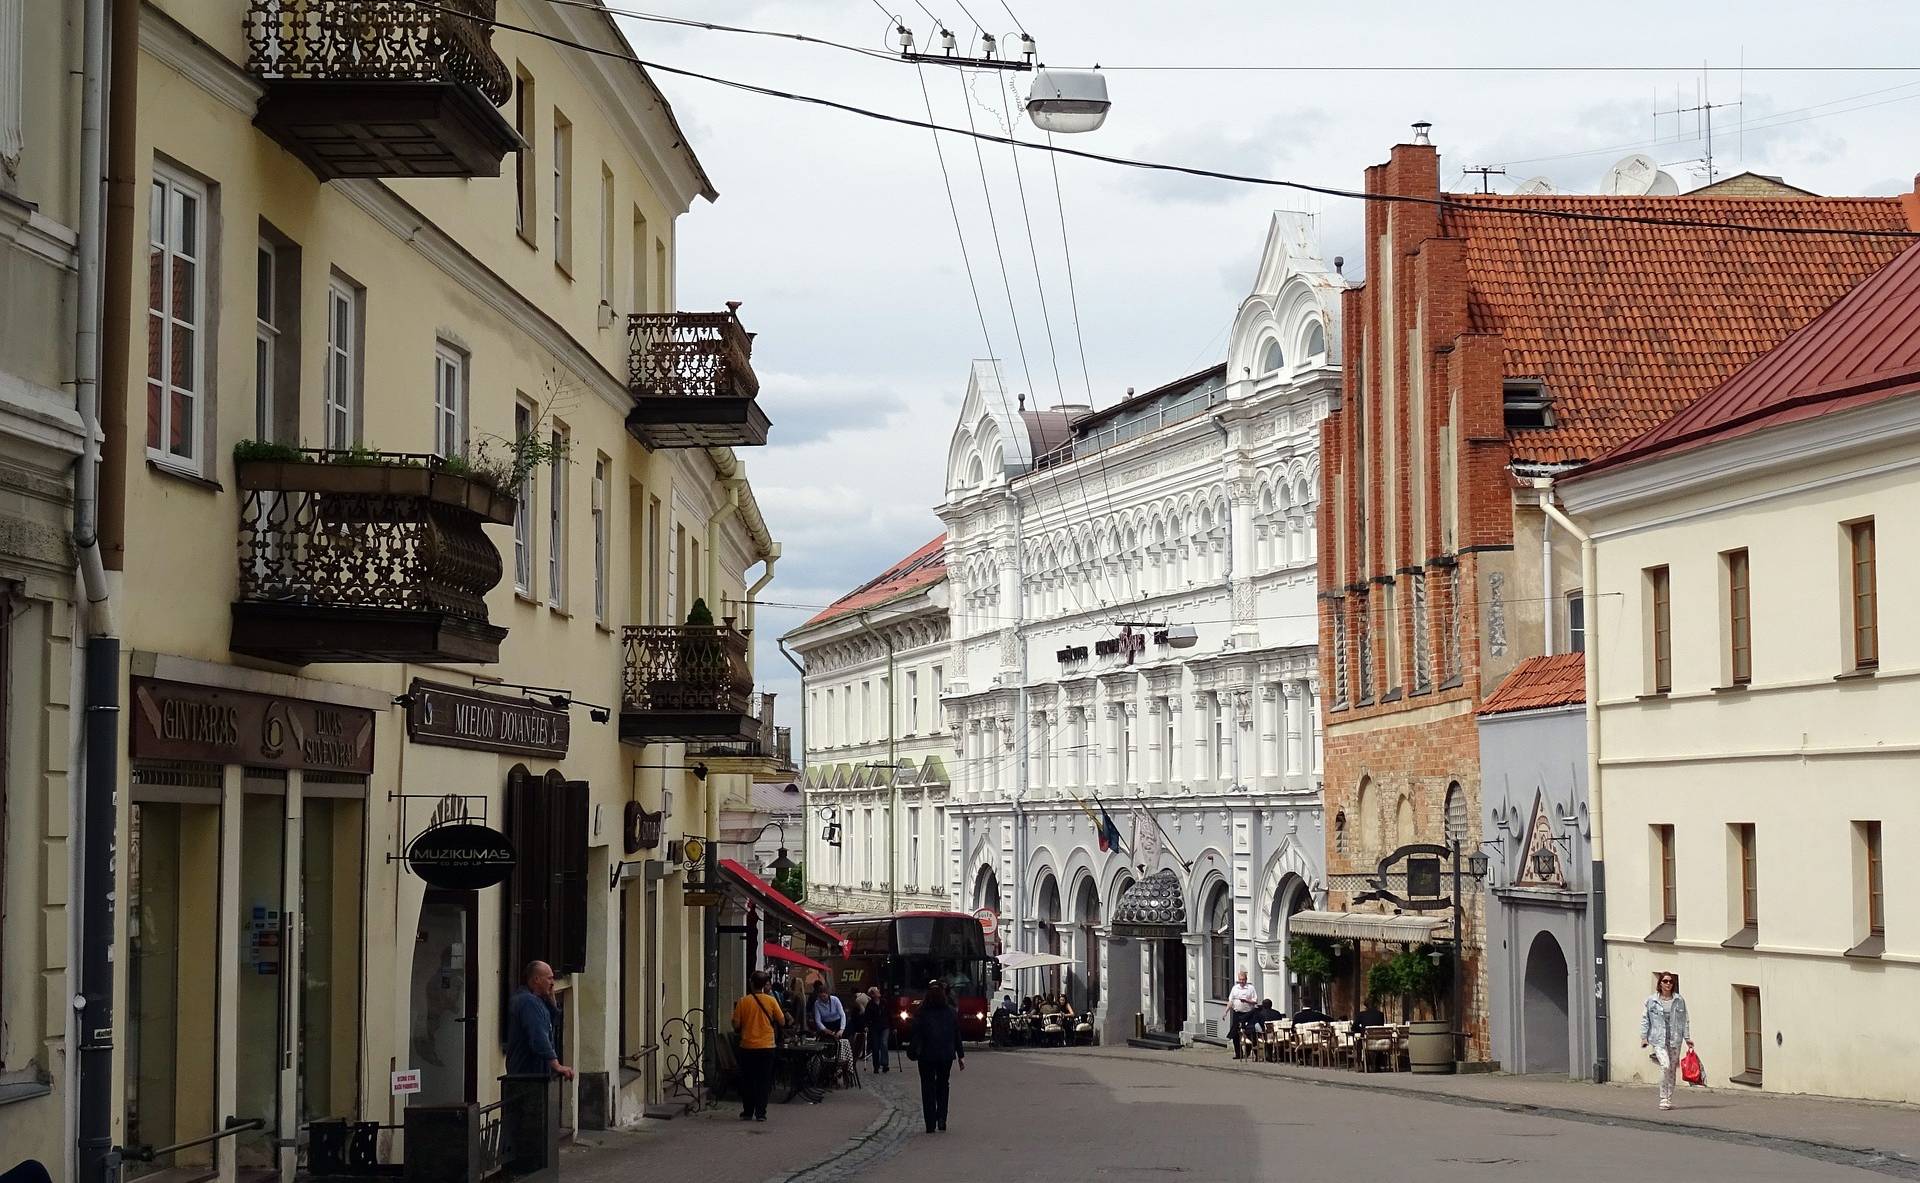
[1129,111,1328,205]
[756,371,909,445]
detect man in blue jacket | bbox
[908,980,965,1133]
[506,960,576,1080]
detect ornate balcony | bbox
[620,625,760,745]
[243,0,520,181]
[691,693,795,775]
[230,450,513,664]
[626,307,771,448]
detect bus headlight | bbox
[899,1010,909,1020]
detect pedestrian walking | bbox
[505,961,575,1080]
[867,987,892,1073]
[908,980,965,1133]
[1639,972,1693,1111]
[1224,969,1258,1059]
[732,969,786,1122]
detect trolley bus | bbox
[827,910,996,1043]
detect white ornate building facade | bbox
[788,536,955,913]
[940,214,1339,1045]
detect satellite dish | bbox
[1514,176,1556,195]
[1645,169,1681,195]
[1601,153,1665,196]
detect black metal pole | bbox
[1452,838,1464,1068]
[78,635,121,1183]
[702,834,720,1098]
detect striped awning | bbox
[1287,910,1446,944]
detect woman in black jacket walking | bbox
[908,981,966,1133]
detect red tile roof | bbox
[1478,653,1586,716]
[798,534,946,629]
[1442,193,1919,465]
[1579,241,1920,474]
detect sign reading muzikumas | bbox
[130,677,375,773]
[406,822,516,891]
[405,678,570,759]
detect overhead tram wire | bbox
[413,2,1919,240]
[534,0,899,62]
[911,51,1106,626]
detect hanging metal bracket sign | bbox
[405,678,570,759]
[1351,842,1455,912]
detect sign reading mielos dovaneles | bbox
[405,678,571,759]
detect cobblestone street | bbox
[577,1046,1920,1182]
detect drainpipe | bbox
[75,0,122,1180]
[1535,479,1606,1082]
[777,639,808,869]
[743,545,780,668]
[856,613,898,912]
[1541,508,1556,656]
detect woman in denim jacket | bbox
[1639,971,1693,1110]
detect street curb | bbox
[761,1072,912,1183]
[1071,1048,1920,1180]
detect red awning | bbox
[763,942,829,973]
[718,858,847,951]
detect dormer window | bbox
[1260,339,1285,374]
[1503,380,1555,430]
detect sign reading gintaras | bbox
[405,678,570,758]
[131,678,375,773]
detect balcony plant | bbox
[233,441,516,526]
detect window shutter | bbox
[510,764,553,969]
[556,777,591,974]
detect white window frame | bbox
[324,277,359,450]
[513,400,535,595]
[432,341,466,459]
[255,239,277,441]
[148,166,207,468]
[552,111,572,271]
[591,456,607,624]
[547,427,568,608]
[598,164,615,306]
[907,671,920,734]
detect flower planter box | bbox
[235,457,518,526]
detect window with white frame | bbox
[547,426,569,608]
[432,342,466,458]
[552,111,572,270]
[907,807,921,887]
[599,164,614,307]
[907,670,920,733]
[324,277,360,449]
[148,166,207,465]
[591,456,608,624]
[513,399,535,595]
[254,240,277,441]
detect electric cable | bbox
[409,1,1920,240]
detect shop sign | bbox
[406,679,570,759]
[625,801,662,853]
[391,1070,422,1095]
[131,678,375,773]
[406,822,517,891]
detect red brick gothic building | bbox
[1315,133,1919,1058]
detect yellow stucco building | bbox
[64,2,781,1179]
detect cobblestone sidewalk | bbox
[771,1067,919,1183]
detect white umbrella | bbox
[998,949,1074,972]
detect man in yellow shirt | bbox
[731,970,786,1121]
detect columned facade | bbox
[941,214,1339,1044]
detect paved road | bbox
[836,1049,1889,1182]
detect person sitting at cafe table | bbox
[1290,1004,1333,1024]
[1353,1001,1386,1029]
[809,979,848,1040]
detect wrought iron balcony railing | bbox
[625,308,770,448]
[620,625,759,743]
[241,0,520,181]
[230,450,511,663]
[243,0,513,102]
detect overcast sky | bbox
[612,0,1920,740]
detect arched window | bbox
[1355,777,1376,859]
[1333,811,1348,856]
[1207,883,1235,1001]
[967,455,983,484]
[1444,782,1467,847]
[1394,794,1414,848]
[1260,338,1285,374]
[1305,321,1327,359]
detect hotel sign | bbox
[131,678,375,773]
[405,679,570,759]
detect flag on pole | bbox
[1095,798,1127,857]
[1132,805,1163,871]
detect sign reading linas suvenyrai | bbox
[405,678,570,758]
[406,822,516,891]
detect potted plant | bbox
[1395,945,1456,1075]
[232,441,522,527]
[1285,935,1337,1013]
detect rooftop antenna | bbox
[1655,63,1742,184]
[1463,166,1506,194]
